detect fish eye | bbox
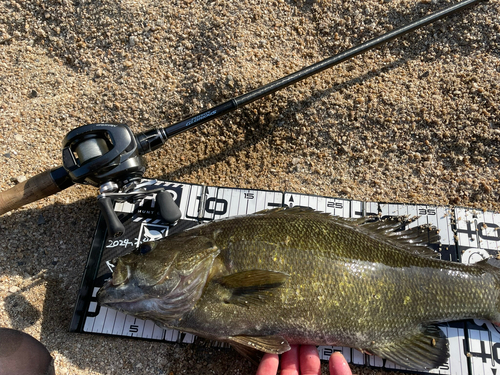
[138,242,156,255]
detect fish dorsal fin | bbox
[218,270,289,307]
[346,216,441,258]
[471,257,500,273]
[370,324,448,371]
[255,208,440,258]
[254,206,330,217]
[229,335,290,354]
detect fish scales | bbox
[97,208,500,370]
[186,211,496,341]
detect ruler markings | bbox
[78,181,500,375]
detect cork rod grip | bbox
[0,170,62,215]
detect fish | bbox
[97,207,500,371]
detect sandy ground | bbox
[0,0,499,373]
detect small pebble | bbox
[37,214,45,225]
[9,286,20,293]
[12,175,27,183]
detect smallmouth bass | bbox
[97,208,500,370]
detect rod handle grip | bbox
[0,170,63,215]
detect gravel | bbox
[0,0,498,374]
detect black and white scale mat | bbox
[70,179,500,375]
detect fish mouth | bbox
[97,285,179,322]
[99,299,144,313]
[96,282,146,312]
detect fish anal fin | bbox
[370,324,449,371]
[229,335,290,355]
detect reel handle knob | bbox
[157,190,181,224]
[98,197,125,238]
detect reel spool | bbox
[62,123,144,186]
[74,136,110,165]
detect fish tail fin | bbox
[369,324,448,371]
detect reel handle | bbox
[97,188,181,238]
[157,190,182,224]
[0,167,73,215]
[98,197,126,238]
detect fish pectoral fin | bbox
[218,270,289,307]
[370,324,448,371]
[229,335,290,355]
[219,270,289,289]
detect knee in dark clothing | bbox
[0,328,55,375]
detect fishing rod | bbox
[0,0,486,237]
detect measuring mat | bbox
[70,180,500,375]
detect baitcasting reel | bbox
[62,123,181,237]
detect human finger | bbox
[329,352,352,375]
[280,345,300,375]
[299,345,321,375]
[256,353,279,375]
